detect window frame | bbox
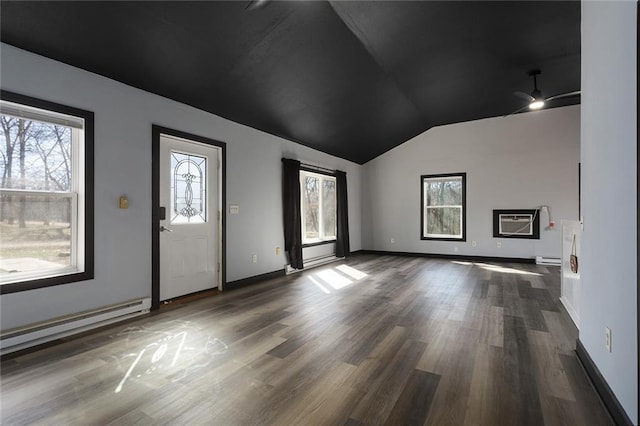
[300,168,337,246]
[420,172,467,242]
[0,90,94,294]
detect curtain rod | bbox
[282,157,336,174]
[300,162,336,174]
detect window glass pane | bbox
[322,178,336,238]
[302,175,319,240]
[0,113,76,282]
[426,207,461,236]
[0,194,72,276]
[0,117,72,192]
[425,178,462,206]
[171,151,206,224]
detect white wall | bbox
[0,44,361,330]
[362,105,580,259]
[580,1,637,422]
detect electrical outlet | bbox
[497,242,502,248]
[252,254,257,263]
[275,247,281,256]
[390,238,395,244]
[471,240,477,247]
[605,327,612,352]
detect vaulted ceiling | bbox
[0,1,581,164]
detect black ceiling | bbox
[0,1,581,164]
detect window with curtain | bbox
[282,158,349,270]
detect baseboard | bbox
[0,297,151,356]
[358,250,536,264]
[224,269,286,291]
[575,339,633,426]
[0,312,149,361]
[286,255,344,274]
[559,296,580,329]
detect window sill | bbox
[0,269,93,294]
[302,239,337,248]
[421,236,466,242]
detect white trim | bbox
[560,296,580,329]
[0,189,72,197]
[0,99,84,129]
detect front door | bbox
[159,134,219,301]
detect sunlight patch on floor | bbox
[309,275,331,294]
[336,264,368,280]
[316,269,353,289]
[475,263,542,276]
[450,260,542,276]
[308,264,369,293]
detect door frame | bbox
[151,125,226,310]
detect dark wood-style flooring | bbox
[1,254,613,425]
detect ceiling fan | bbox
[506,69,580,116]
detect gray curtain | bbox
[335,170,350,258]
[282,158,303,269]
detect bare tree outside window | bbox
[300,171,336,243]
[322,179,336,238]
[0,115,73,272]
[421,173,466,240]
[302,175,319,240]
[0,93,93,291]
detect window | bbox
[421,173,466,241]
[300,170,336,244]
[0,91,93,293]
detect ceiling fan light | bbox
[529,100,545,110]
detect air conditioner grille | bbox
[499,215,533,235]
[492,209,540,240]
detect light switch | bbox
[119,196,129,209]
[229,205,239,215]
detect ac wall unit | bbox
[500,214,534,235]
[493,209,540,239]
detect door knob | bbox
[160,225,173,232]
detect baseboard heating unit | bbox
[286,255,344,274]
[0,297,151,355]
[536,256,561,266]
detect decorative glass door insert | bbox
[171,151,207,224]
